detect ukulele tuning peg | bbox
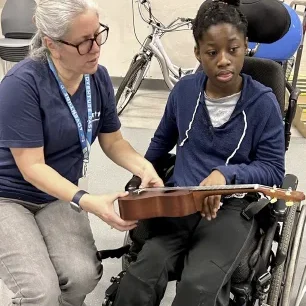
[286,201,294,207]
[270,185,277,193]
[270,197,277,204]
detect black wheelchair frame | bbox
[97,57,305,306]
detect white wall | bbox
[97,0,203,79]
[0,0,305,79]
[94,0,306,79]
[0,0,202,79]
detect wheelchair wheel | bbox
[267,203,298,306]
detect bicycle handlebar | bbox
[137,0,193,32]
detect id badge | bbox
[78,175,89,190]
[79,161,89,190]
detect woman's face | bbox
[56,10,102,75]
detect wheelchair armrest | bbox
[284,82,301,151]
[272,174,298,218]
[125,175,141,191]
[96,244,131,261]
[286,81,301,102]
[151,153,176,182]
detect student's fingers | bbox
[213,195,221,213]
[201,197,212,220]
[207,196,217,219]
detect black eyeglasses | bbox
[57,23,109,55]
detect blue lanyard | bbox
[47,56,92,177]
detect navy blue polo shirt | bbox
[0,58,120,204]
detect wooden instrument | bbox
[118,184,305,220]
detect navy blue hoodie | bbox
[145,72,285,187]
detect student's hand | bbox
[139,162,164,188]
[80,192,138,231]
[199,170,226,221]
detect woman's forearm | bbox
[103,138,151,177]
[23,163,80,202]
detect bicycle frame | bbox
[136,28,199,90]
[135,1,199,89]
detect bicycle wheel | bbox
[267,203,298,306]
[116,56,150,115]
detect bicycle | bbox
[115,0,198,115]
[116,0,302,116]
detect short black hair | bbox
[192,0,248,46]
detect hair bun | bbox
[222,0,240,7]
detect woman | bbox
[0,0,162,305]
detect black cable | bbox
[143,4,165,27]
[131,0,190,45]
[131,0,143,46]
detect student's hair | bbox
[192,0,248,46]
[30,0,98,61]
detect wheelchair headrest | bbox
[201,0,291,43]
[240,0,290,43]
[242,57,285,115]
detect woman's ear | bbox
[194,45,201,62]
[43,36,61,59]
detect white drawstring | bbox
[225,110,247,166]
[179,92,202,147]
[179,94,247,168]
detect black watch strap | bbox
[70,190,88,212]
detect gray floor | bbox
[1,89,306,306]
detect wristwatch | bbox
[70,190,88,212]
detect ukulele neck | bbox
[135,184,261,194]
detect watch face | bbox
[70,202,81,212]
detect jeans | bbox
[0,197,102,306]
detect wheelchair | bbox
[97,1,306,305]
[98,58,305,306]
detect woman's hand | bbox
[80,192,138,231]
[199,170,226,221]
[139,162,164,188]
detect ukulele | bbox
[118,184,305,220]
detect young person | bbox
[113,0,285,305]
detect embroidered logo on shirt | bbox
[92,111,101,122]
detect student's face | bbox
[53,10,103,75]
[194,23,248,93]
